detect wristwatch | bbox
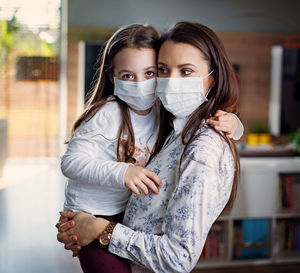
[98,221,117,248]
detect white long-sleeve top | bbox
[62,100,159,215]
[109,118,236,272]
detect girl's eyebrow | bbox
[117,69,132,75]
[144,65,157,70]
[158,62,167,66]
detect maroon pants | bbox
[78,212,131,273]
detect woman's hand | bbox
[206,110,238,139]
[124,166,162,195]
[57,211,109,256]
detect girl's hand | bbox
[124,166,162,195]
[206,110,238,139]
[57,211,109,256]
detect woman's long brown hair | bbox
[151,21,240,211]
[66,24,159,163]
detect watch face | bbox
[99,234,110,246]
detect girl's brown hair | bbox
[67,24,159,163]
[151,21,240,211]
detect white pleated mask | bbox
[156,71,213,118]
[114,77,156,111]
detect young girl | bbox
[60,24,243,273]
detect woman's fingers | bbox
[58,220,76,233]
[70,244,81,257]
[60,210,77,218]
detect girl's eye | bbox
[145,71,156,78]
[182,69,192,76]
[122,74,134,80]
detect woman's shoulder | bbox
[186,125,232,161]
[196,125,227,147]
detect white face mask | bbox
[156,71,213,118]
[113,77,156,111]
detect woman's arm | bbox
[57,131,235,272]
[108,132,234,272]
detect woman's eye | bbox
[158,67,168,75]
[122,74,134,80]
[182,69,192,75]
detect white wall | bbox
[67,0,300,32]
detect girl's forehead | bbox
[113,47,156,70]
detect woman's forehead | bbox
[158,41,207,65]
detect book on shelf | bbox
[277,219,300,255]
[278,174,300,212]
[199,221,227,261]
[233,219,270,260]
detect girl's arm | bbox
[207,110,244,140]
[61,128,132,188]
[61,103,161,193]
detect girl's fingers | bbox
[129,184,140,195]
[214,109,227,116]
[141,176,159,194]
[214,125,229,132]
[207,119,231,128]
[144,169,162,186]
[216,114,230,122]
[136,180,149,195]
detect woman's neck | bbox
[129,107,152,116]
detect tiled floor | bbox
[0,159,81,273]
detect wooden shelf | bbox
[197,157,300,268]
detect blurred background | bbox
[0,0,300,272]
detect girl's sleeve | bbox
[230,113,244,140]
[109,133,235,272]
[61,102,132,188]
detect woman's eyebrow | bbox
[178,63,197,68]
[158,62,167,66]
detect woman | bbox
[57,21,240,273]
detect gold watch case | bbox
[98,221,116,247]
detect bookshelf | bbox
[196,157,300,268]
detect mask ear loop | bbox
[203,69,215,99]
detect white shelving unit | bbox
[196,156,300,268]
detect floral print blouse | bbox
[109,119,235,273]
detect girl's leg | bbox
[78,212,131,273]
